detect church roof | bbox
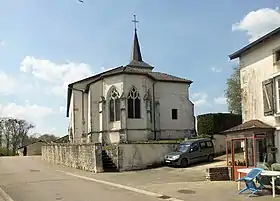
[131,30,143,62]
[66,66,192,117]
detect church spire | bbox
[127,15,154,70]
[131,15,143,62]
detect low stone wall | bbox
[119,144,177,171]
[103,139,229,172]
[41,143,103,173]
[212,134,226,155]
[205,167,231,181]
[104,143,177,171]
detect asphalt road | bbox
[0,156,160,201]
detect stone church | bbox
[66,25,195,144]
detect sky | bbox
[0,0,280,136]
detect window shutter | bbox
[262,79,274,116]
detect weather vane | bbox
[132,14,139,31]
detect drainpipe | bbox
[68,86,86,137]
[152,81,156,140]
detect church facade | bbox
[66,28,195,144]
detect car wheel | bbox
[180,158,188,168]
[208,155,214,162]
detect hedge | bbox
[197,113,242,136]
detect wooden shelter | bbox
[222,119,276,180]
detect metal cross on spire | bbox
[132,14,139,31]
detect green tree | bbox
[225,66,242,115]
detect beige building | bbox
[17,140,46,156]
[66,28,195,144]
[229,26,280,162]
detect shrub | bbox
[0,147,13,156]
[197,113,242,136]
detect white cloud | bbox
[0,102,53,120]
[0,72,41,96]
[232,8,280,42]
[20,56,93,97]
[59,106,66,114]
[214,95,227,105]
[0,101,54,134]
[191,92,210,106]
[0,72,19,94]
[211,67,222,73]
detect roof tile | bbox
[222,119,274,133]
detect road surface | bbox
[0,156,160,201]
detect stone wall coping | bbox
[119,143,179,145]
[42,143,102,146]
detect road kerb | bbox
[0,187,14,201]
[57,170,184,201]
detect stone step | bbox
[101,151,118,172]
[102,154,111,159]
[102,157,113,162]
[103,161,115,166]
[103,167,119,172]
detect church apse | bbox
[67,14,194,145]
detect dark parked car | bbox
[164,138,215,167]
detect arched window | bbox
[128,87,141,118]
[109,88,120,122]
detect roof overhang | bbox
[66,66,124,117]
[221,119,275,134]
[229,26,280,60]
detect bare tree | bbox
[0,118,34,155]
[38,134,58,143]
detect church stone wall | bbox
[124,74,154,131]
[104,75,124,132]
[70,72,195,144]
[89,81,102,134]
[126,130,150,142]
[68,95,75,142]
[41,143,103,173]
[154,82,195,139]
[73,90,83,143]
[69,80,94,143]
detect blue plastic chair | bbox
[236,168,264,196]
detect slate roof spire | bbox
[127,15,154,70]
[131,29,143,62]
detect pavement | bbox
[0,156,161,201]
[0,156,279,201]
